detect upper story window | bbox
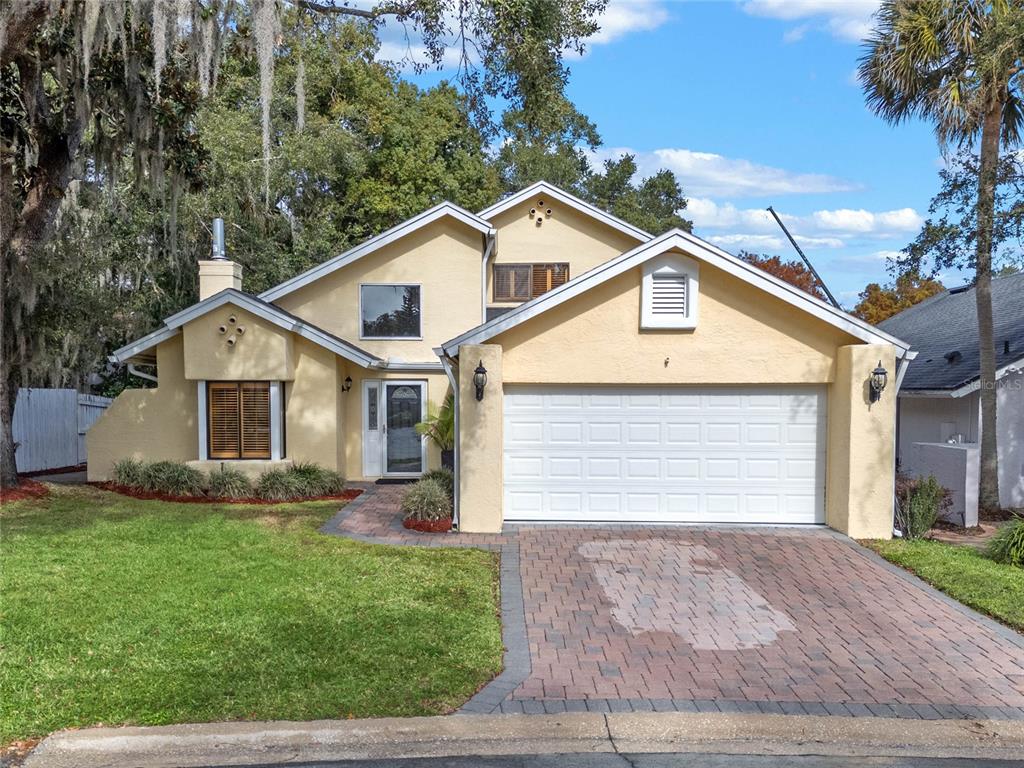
[361,284,421,339]
[641,253,699,330]
[493,263,569,302]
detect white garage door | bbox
[503,385,827,524]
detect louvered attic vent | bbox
[641,254,699,329]
[651,272,688,315]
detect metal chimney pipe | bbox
[212,218,226,260]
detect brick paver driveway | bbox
[326,486,1024,720]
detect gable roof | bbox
[878,271,1024,393]
[442,229,912,356]
[478,181,653,243]
[111,288,381,367]
[259,202,493,302]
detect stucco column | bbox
[827,343,897,539]
[457,344,503,532]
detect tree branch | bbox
[291,0,409,20]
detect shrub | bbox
[401,477,453,522]
[895,474,951,539]
[141,461,206,497]
[415,394,455,451]
[112,458,146,488]
[289,462,344,497]
[421,468,454,501]
[987,516,1024,568]
[206,466,253,499]
[255,468,304,501]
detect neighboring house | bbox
[89,181,912,538]
[879,272,1024,513]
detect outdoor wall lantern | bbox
[473,361,488,401]
[869,361,888,403]
[341,376,353,393]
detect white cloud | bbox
[707,233,844,253]
[687,197,923,257]
[377,0,671,69]
[783,24,810,43]
[812,207,923,234]
[589,0,671,45]
[608,147,860,198]
[742,0,880,43]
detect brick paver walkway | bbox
[323,485,1024,720]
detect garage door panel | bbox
[503,385,826,524]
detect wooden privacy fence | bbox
[12,388,112,473]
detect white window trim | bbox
[270,381,283,460]
[197,381,208,460]
[359,282,424,340]
[641,252,699,330]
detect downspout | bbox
[890,348,917,537]
[480,230,496,324]
[437,348,460,528]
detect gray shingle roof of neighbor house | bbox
[878,270,1024,392]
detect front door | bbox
[383,381,426,476]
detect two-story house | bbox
[89,181,912,537]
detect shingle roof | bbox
[878,271,1024,391]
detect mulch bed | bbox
[402,517,453,533]
[0,478,50,504]
[92,482,362,506]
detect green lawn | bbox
[870,538,1024,632]
[0,485,502,744]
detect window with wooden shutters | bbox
[208,382,271,459]
[493,264,531,301]
[493,263,569,302]
[641,254,699,329]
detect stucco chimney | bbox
[198,218,242,299]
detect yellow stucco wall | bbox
[274,218,484,362]
[284,337,345,472]
[827,344,896,539]
[456,252,897,537]
[86,335,198,481]
[494,254,860,384]
[456,344,503,532]
[487,198,644,307]
[183,303,294,382]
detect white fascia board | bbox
[369,360,445,372]
[110,326,180,363]
[120,289,381,369]
[164,289,298,332]
[478,181,652,243]
[259,202,492,302]
[949,355,1024,398]
[442,229,913,356]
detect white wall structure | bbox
[13,389,112,472]
[898,371,1024,511]
[902,442,979,526]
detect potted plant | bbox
[401,477,453,533]
[415,393,455,469]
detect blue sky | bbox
[391,0,955,306]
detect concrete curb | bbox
[23,712,1024,768]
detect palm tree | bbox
[859,0,1024,513]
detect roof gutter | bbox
[480,229,496,325]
